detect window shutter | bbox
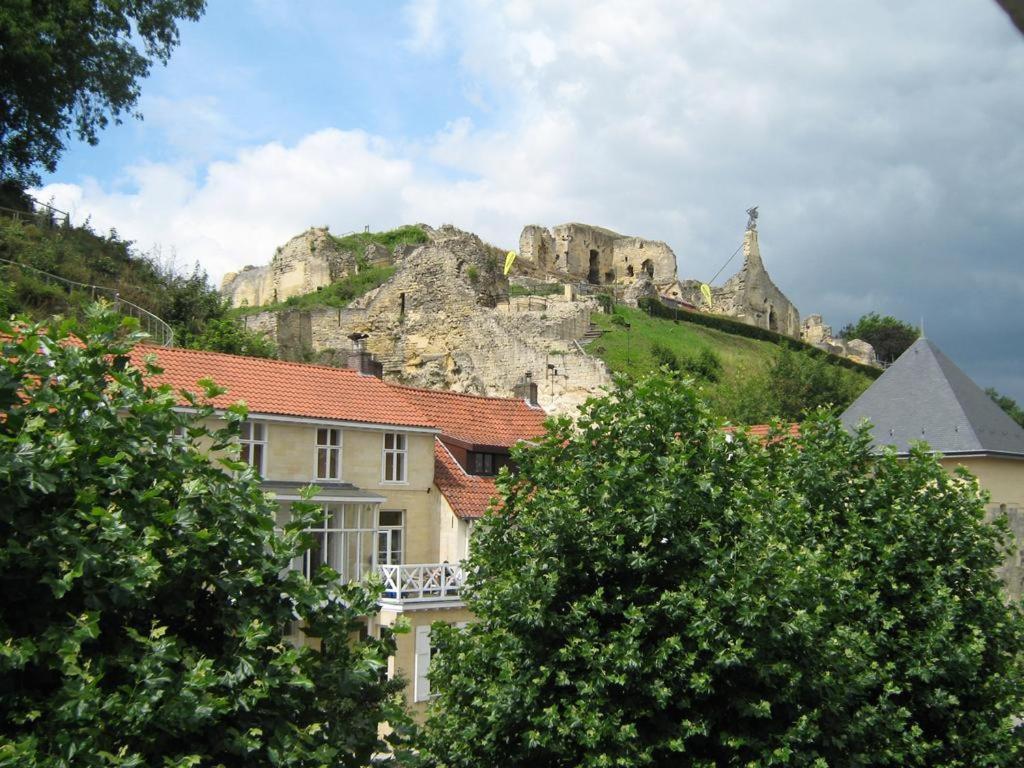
[414,624,431,702]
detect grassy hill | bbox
[588,304,878,423]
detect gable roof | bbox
[393,384,548,447]
[433,439,501,519]
[840,337,1024,457]
[132,346,434,429]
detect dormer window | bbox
[470,451,502,476]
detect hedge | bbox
[637,298,881,378]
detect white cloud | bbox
[35,0,1024,396]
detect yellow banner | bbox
[503,251,517,275]
[700,283,713,308]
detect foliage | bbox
[0,307,407,766]
[0,216,233,352]
[638,297,880,377]
[421,373,1024,767]
[987,387,1024,429]
[190,317,277,359]
[328,225,429,262]
[839,312,920,365]
[649,341,680,370]
[0,1,206,185]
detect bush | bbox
[0,307,408,766]
[421,373,1024,767]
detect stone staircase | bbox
[578,323,604,346]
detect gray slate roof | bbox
[840,337,1024,457]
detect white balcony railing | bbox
[378,563,466,603]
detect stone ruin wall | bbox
[221,227,365,308]
[518,222,679,290]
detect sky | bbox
[35,0,1024,401]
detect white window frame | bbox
[382,432,408,483]
[314,427,343,481]
[377,509,404,566]
[239,421,267,475]
[293,501,378,583]
[414,621,467,702]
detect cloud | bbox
[36,0,1024,398]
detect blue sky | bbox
[37,0,1024,402]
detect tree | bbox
[190,317,278,359]
[839,312,920,365]
[986,387,1024,429]
[0,0,205,185]
[421,373,1024,767]
[0,306,406,766]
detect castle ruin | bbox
[518,223,682,296]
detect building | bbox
[134,345,547,711]
[840,337,1024,598]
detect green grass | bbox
[589,305,875,422]
[590,305,778,381]
[329,225,428,262]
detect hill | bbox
[588,304,878,423]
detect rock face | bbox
[801,315,878,367]
[220,227,367,307]
[239,224,612,415]
[518,222,680,298]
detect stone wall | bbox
[518,222,679,291]
[221,227,363,308]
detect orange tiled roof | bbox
[132,346,434,429]
[433,439,502,519]
[394,384,548,447]
[736,423,801,439]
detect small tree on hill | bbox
[839,312,919,364]
[421,373,1024,767]
[0,306,406,766]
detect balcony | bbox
[378,563,466,608]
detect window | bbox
[383,432,408,482]
[415,621,467,702]
[471,452,501,476]
[316,428,342,481]
[377,509,404,565]
[291,502,377,583]
[239,421,266,474]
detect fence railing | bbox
[0,257,174,347]
[378,562,466,603]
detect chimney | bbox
[513,372,539,407]
[346,333,383,378]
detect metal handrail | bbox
[0,257,174,346]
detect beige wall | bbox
[379,604,477,718]
[939,456,1024,601]
[437,496,473,563]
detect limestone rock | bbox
[622,273,657,308]
[221,227,361,307]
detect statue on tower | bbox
[745,205,759,231]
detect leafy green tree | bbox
[986,387,1024,429]
[191,317,278,359]
[0,306,406,766]
[839,312,920,365]
[422,373,1024,767]
[0,0,205,185]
